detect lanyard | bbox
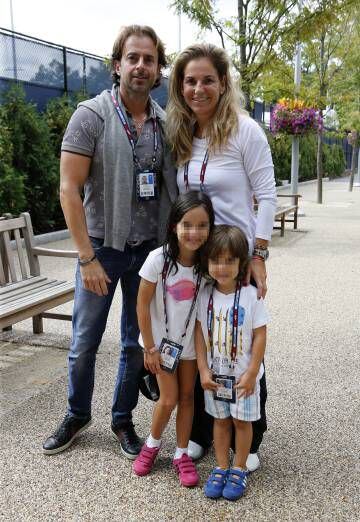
[110,87,158,169]
[207,281,242,363]
[183,149,209,192]
[161,254,202,342]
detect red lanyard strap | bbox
[184,149,209,192]
[161,253,202,341]
[110,88,158,169]
[207,281,242,363]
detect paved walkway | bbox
[1,179,359,521]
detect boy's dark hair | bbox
[164,191,215,274]
[111,25,167,88]
[204,225,250,282]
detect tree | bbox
[171,0,355,111]
[301,10,351,202]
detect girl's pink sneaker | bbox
[173,453,199,487]
[133,444,160,476]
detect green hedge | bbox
[0,86,82,233]
[267,132,346,185]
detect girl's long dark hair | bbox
[163,191,215,274]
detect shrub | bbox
[266,130,345,184]
[1,84,59,233]
[0,107,26,215]
[44,92,87,156]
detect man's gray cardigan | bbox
[79,89,178,251]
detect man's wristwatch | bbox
[252,246,269,261]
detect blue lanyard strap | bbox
[207,281,242,362]
[110,88,158,168]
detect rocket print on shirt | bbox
[213,305,245,358]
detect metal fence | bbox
[0,28,111,110]
[0,28,168,111]
[0,28,353,168]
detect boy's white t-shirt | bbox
[139,247,205,360]
[197,284,269,379]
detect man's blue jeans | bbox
[67,237,156,427]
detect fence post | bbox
[63,46,68,94]
[82,54,87,94]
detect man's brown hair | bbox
[111,25,167,88]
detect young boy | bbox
[195,225,269,500]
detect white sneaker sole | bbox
[43,420,92,455]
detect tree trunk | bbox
[348,145,358,192]
[317,130,323,204]
[317,31,326,205]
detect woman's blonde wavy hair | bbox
[166,43,247,166]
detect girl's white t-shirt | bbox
[197,284,269,380]
[139,247,205,360]
[177,115,276,252]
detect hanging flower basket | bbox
[270,98,323,136]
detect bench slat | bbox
[0,216,26,233]
[14,229,28,279]
[2,230,18,283]
[0,279,61,304]
[0,252,5,285]
[0,281,74,317]
[0,275,47,294]
[0,280,73,309]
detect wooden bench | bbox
[274,194,301,237]
[253,194,301,237]
[0,212,77,334]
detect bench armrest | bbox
[32,246,78,258]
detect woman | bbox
[166,43,276,471]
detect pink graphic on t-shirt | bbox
[166,280,195,301]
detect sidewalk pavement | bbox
[1,179,359,521]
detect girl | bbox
[133,191,214,487]
[195,225,269,500]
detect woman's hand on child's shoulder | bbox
[144,351,162,374]
[200,368,219,391]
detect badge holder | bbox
[159,338,183,373]
[213,374,236,403]
[136,170,158,201]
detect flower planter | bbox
[271,99,322,136]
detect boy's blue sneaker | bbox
[222,468,248,501]
[204,467,229,499]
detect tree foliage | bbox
[0,84,59,233]
[171,0,357,110]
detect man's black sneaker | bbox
[111,422,143,460]
[43,414,92,455]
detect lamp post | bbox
[291,0,303,201]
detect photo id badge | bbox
[213,374,236,404]
[136,171,158,201]
[159,338,183,373]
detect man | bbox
[43,25,177,458]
